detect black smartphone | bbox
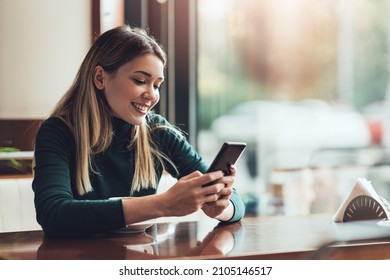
[206,142,247,176]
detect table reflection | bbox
[36,220,244,260]
[3,215,390,260]
[186,221,244,257]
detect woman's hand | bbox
[159,169,227,217]
[201,165,236,221]
[122,166,237,225]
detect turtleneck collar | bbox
[112,116,133,139]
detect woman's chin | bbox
[127,115,146,126]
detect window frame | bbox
[124,0,199,147]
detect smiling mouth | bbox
[132,102,149,114]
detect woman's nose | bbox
[142,88,159,102]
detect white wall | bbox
[0,0,91,119]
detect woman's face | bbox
[96,54,164,125]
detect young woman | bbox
[32,25,245,238]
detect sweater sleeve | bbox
[32,118,126,238]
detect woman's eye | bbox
[154,84,161,90]
[134,79,145,85]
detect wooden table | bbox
[1,214,390,260]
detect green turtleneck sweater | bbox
[32,113,245,238]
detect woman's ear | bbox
[93,66,105,90]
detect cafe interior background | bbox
[2,0,390,232]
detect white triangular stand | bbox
[333,177,390,222]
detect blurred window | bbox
[197,0,390,215]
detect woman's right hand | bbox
[122,170,226,225]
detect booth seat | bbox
[0,177,41,232]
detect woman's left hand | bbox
[201,165,236,221]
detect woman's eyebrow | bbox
[134,70,164,81]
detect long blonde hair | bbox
[50,26,170,195]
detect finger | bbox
[217,186,233,197]
[206,196,230,207]
[202,193,222,203]
[180,170,203,181]
[198,170,225,187]
[202,182,225,196]
[229,165,237,176]
[216,175,235,185]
